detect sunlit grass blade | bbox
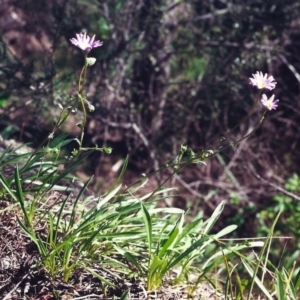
[203,201,225,234]
[109,155,128,192]
[96,183,122,209]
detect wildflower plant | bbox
[0,32,115,285]
[0,26,288,298]
[45,32,108,158]
[68,32,105,156]
[150,71,279,186]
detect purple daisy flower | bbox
[261,94,279,110]
[70,32,103,52]
[249,71,277,90]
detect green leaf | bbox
[247,209,282,300]
[14,166,31,227]
[141,202,152,257]
[123,252,144,274]
[96,184,122,210]
[0,172,18,202]
[214,225,237,238]
[158,214,184,258]
[166,236,208,272]
[203,201,225,234]
[84,266,115,287]
[293,268,300,290]
[242,260,273,300]
[275,271,286,300]
[120,290,129,300]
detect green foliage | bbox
[0,134,270,297]
[0,98,8,106]
[116,200,260,292]
[257,173,300,266]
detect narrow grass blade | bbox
[158,214,183,258]
[97,184,122,209]
[247,209,282,300]
[78,225,106,255]
[120,290,129,300]
[124,252,143,274]
[166,236,208,272]
[46,150,93,190]
[174,218,203,246]
[48,133,70,148]
[84,266,115,287]
[141,202,152,257]
[202,241,264,270]
[242,260,273,300]
[109,155,128,192]
[0,172,18,202]
[203,201,225,234]
[17,217,47,257]
[214,225,237,238]
[14,166,31,226]
[293,268,300,290]
[275,271,286,300]
[68,176,93,229]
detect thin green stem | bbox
[230,110,267,145]
[78,94,87,148]
[77,53,88,151]
[19,97,79,171]
[78,53,88,94]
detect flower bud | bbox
[86,57,96,66]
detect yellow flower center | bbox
[257,80,265,89]
[266,101,272,109]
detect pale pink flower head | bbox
[70,32,103,52]
[249,71,277,90]
[261,94,279,110]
